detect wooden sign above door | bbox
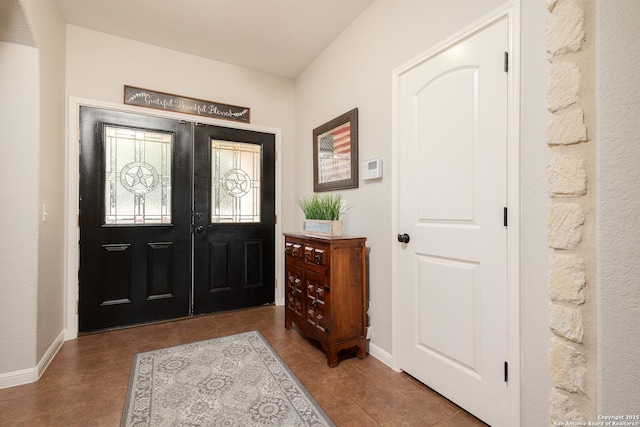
[124,85,250,123]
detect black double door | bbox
[78,107,275,332]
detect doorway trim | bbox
[65,97,283,340]
[390,3,520,426]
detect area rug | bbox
[121,330,334,426]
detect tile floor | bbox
[0,306,488,426]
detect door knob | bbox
[194,225,204,233]
[397,233,410,244]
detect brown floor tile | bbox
[0,305,485,426]
[80,374,130,423]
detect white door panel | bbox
[415,255,480,370]
[397,17,509,426]
[417,67,477,222]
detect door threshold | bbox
[78,304,277,336]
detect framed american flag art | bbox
[312,108,359,192]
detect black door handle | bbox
[397,233,410,244]
[194,225,204,233]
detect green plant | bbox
[296,194,345,220]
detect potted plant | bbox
[296,193,345,236]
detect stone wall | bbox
[546,0,597,423]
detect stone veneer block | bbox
[548,62,582,112]
[549,302,584,343]
[549,253,586,304]
[549,336,586,393]
[549,387,585,423]
[547,0,585,56]
[548,203,584,249]
[547,108,588,146]
[547,153,587,197]
[547,0,559,12]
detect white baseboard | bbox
[0,329,65,390]
[368,341,396,370]
[0,366,38,390]
[37,330,65,378]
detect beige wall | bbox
[65,25,295,131]
[596,0,640,415]
[21,0,68,364]
[519,0,554,423]
[0,41,39,375]
[0,0,66,381]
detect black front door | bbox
[78,107,275,332]
[192,125,275,314]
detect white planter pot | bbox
[302,220,343,236]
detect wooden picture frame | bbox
[313,108,359,192]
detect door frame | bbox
[390,3,520,426]
[64,97,283,339]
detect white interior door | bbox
[396,17,509,426]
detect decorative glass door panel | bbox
[104,126,172,225]
[211,140,261,223]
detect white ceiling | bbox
[54,0,374,79]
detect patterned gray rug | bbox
[121,330,334,426]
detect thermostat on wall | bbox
[362,158,382,180]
